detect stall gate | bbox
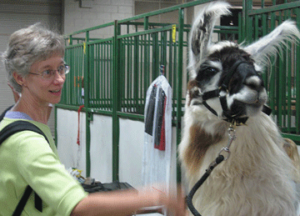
[243,0,300,143]
[56,0,300,183]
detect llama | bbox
[178,1,300,216]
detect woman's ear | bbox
[13,71,26,87]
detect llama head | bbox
[187,1,300,122]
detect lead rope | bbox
[186,124,236,216]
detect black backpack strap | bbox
[12,186,33,216]
[0,121,48,215]
[0,121,49,144]
[0,105,14,122]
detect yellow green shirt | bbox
[0,118,88,216]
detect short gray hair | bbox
[2,23,65,93]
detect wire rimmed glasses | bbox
[29,64,70,80]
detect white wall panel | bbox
[119,118,145,188]
[90,115,113,182]
[56,108,87,177]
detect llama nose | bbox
[244,76,263,92]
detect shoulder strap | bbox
[0,121,47,215]
[12,186,33,216]
[0,105,14,122]
[0,121,48,145]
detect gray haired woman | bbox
[0,23,186,216]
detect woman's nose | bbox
[53,71,65,84]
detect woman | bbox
[0,24,186,216]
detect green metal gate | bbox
[56,0,300,180]
[243,0,300,143]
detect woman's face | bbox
[23,54,66,106]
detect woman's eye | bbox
[58,65,64,71]
[42,70,52,76]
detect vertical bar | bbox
[112,20,120,181]
[90,44,95,107]
[169,29,173,85]
[269,12,276,115]
[100,43,102,108]
[110,39,114,110]
[101,43,104,107]
[162,31,167,67]
[104,42,108,109]
[103,42,106,109]
[153,33,159,78]
[120,39,125,111]
[278,11,284,128]
[173,32,178,111]
[139,35,144,113]
[243,0,253,43]
[128,37,132,111]
[176,8,184,183]
[254,15,259,40]
[144,19,149,101]
[287,41,292,132]
[70,48,75,105]
[69,35,73,45]
[262,13,268,84]
[296,8,300,133]
[84,31,91,177]
[134,35,139,113]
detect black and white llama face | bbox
[187,1,300,120]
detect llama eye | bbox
[196,66,219,82]
[201,67,218,77]
[206,68,217,73]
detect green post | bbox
[176,8,184,183]
[134,35,139,112]
[144,17,149,99]
[112,20,121,181]
[278,15,284,128]
[243,0,253,44]
[296,8,300,134]
[84,31,91,177]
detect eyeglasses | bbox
[29,64,70,80]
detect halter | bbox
[197,60,272,125]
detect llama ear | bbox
[244,20,300,67]
[189,1,231,79]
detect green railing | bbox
[57,0,299,179]
[61,44,85,106]
[244,0,300,143]
[88,39,114,111]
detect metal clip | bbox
[218,125,236,160]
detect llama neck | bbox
[209,113,290,179]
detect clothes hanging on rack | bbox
[142,74,172,216]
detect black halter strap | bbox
[198,60,271,124]
[220,60,247,91]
